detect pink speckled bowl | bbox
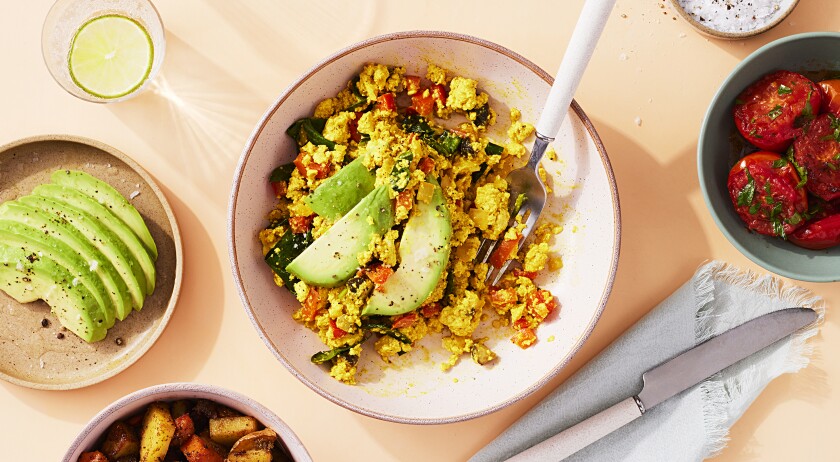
[62,383,312,462]
[228,31,620,423]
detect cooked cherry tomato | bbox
[793,113,840,201]
[300,289,323,321]
[789,213,840,250]
[727,152,808,237]
[348,117,362,143]
[818,79,840,117]
[734,70,822,152]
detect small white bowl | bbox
[229,31,620,423]
[669,0,800,40]
[62,383,312,462]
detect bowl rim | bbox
[61,382,312,462]
[698,31,840,283]
[227,30,621,423]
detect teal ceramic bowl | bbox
[699,32,840,282]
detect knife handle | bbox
[506,397,644,461]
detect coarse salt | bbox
[676,0,794,34]
[129,190,140,200]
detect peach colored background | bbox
[1,1,838,461]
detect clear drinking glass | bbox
[41,0,166,103]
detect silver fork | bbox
[478,0,616,286]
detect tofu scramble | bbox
[259,63,562,384]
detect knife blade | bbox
[506,307,817,461]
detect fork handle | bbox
[536,0,616,140]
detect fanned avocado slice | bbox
[306,157,375,220]
[51,170,158,260]
[287,185,395,287]
[362,179,452,316]
[33,184,156,295]
[0,243,108,342]
[16,196,148,309]
[0,227,114,327]
[0,201,137,317]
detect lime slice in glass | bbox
[68,15,154,99]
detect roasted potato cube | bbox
[227,429,277,462]
[208,416,259,447]
[79,451,109,462]
[102,421,140,459]
[140,402,176,462]
[174,413,196,445]
[180,434,224,462]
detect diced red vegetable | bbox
[431,84,448,103]
[391,312,418,329]
[420,303,442,318]
[329,318,347,338]
[418,157,435,174]
[512,268,537,280]
[348,117,362,143]
[512,328,537,348]
[405,75,421,95]
[365,262,394,287]
[270,181,287,198]
[300,289,323,321]
[410,93,435,117]
[293,152,331,179]
[289,215,314,234]
[376,93,396,111]
[396,189,414,212]
[489,236,521,268]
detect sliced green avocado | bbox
[306,157,375,220]
[0,243,108,342]
[287,185,395,287]
[15,196,148,309]
[50,170,158,260]
[0,202,134,319]
[33,184,156,295]
[0,226,115,328]
[362,179,451,316]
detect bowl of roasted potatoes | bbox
[63,383,312,462]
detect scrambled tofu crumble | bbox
[259,63,563,384]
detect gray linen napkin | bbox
[470,261,823,462]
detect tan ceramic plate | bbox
[0,135,182,390]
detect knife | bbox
[505,307,817,461]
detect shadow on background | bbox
[205,0,378,67]
[700,0,840,62]
[1,187,224,424]
[108,33,265,209]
